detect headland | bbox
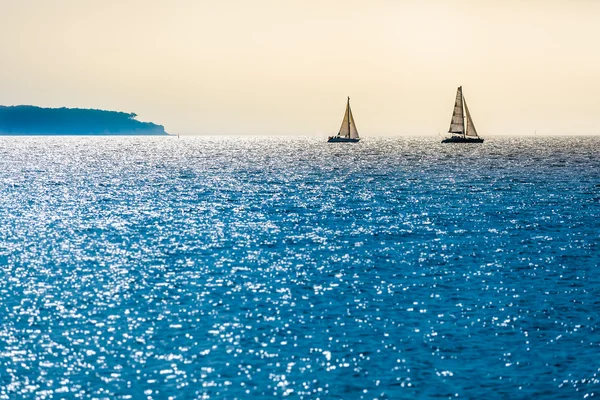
[0,105,168,135]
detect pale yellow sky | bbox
[1,0,599,135]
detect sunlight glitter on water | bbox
[0,136,598,399]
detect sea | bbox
[0,136,598,399]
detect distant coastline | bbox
[0,105,168,136]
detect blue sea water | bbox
[0,136,598,399]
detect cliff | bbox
[0,105,168,135]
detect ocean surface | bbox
[0,136,598,399]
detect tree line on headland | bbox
[0,105,168,135]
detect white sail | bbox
[348,104,359,139]
[448,86,464,134]
[463,96,479,137]
[338,97,359,139]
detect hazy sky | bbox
[2,0,600,135]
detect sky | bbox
[1,0,600,136]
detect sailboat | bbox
[442,86,484,143]
[328,97,360,143]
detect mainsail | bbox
[338,97,359,139]
[448,86,464,134]
[463,96,479,137]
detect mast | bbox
[347,97,351,138]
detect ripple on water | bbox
[0,136,598,399]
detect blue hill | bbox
[0,105,168,135]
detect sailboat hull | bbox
[442,137,484,143]
[328,137,360,143]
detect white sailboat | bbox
[442,86,484,143]
[328,97,360,143]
